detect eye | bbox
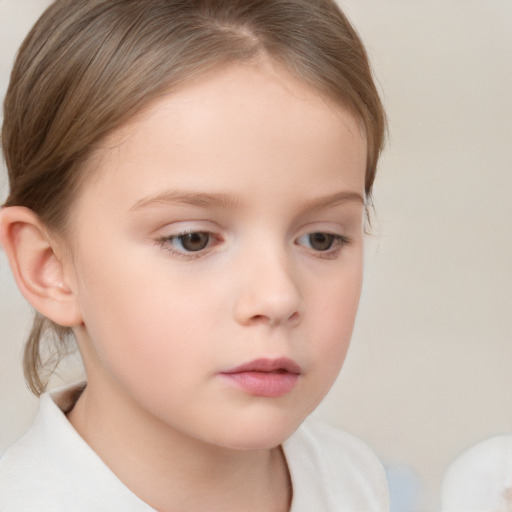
[305,232,335,251]
[296,232,350,255]
[157,231,218,256]
[173,232,211,252]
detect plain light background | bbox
[1,1,511,511]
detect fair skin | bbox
[0,63,366,511]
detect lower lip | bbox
[221,371,299,398]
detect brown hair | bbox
[2,0,386,395]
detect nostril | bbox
[288,311,300,323]
[234,279,303,327]
[248,311,301,326]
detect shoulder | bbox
[441,434,512,512]
[0,383,152,512]
[0,393,58,510]
[291,416,387,474]
[284,417,389,512]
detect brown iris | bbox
[308,232,335,251]
[179,232,210,251]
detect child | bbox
[0,0,388,510]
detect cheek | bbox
[73,246,222,385]
[307,260,363,383]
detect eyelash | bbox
[295,233,352,260]
[155,230,221,259]
[155,231,352,259]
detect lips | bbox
[220,358,301,398]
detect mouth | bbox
[220,358,301,398]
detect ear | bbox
[0,206,83,327]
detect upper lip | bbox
[222,358,302,375]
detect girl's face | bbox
[67,63,366,449]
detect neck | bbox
[66,379,292,512]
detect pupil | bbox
[182,232,209,251]
[309,233,333,251]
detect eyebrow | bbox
[129,189,364,212]
[298,191,365,211]
[129,190,242,211]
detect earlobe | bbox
[0,206,82,327]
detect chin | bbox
[210,411,305,451]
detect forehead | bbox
[78,63,366,214]
[100,61,363,151]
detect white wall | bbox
[1,1,511,511]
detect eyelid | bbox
[155,228,223,259]
[295,231,352,259]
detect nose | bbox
[233,249,303,328]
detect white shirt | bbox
[441,435,512,512]
[0,384,389,511]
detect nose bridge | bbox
[233,237,303,327]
